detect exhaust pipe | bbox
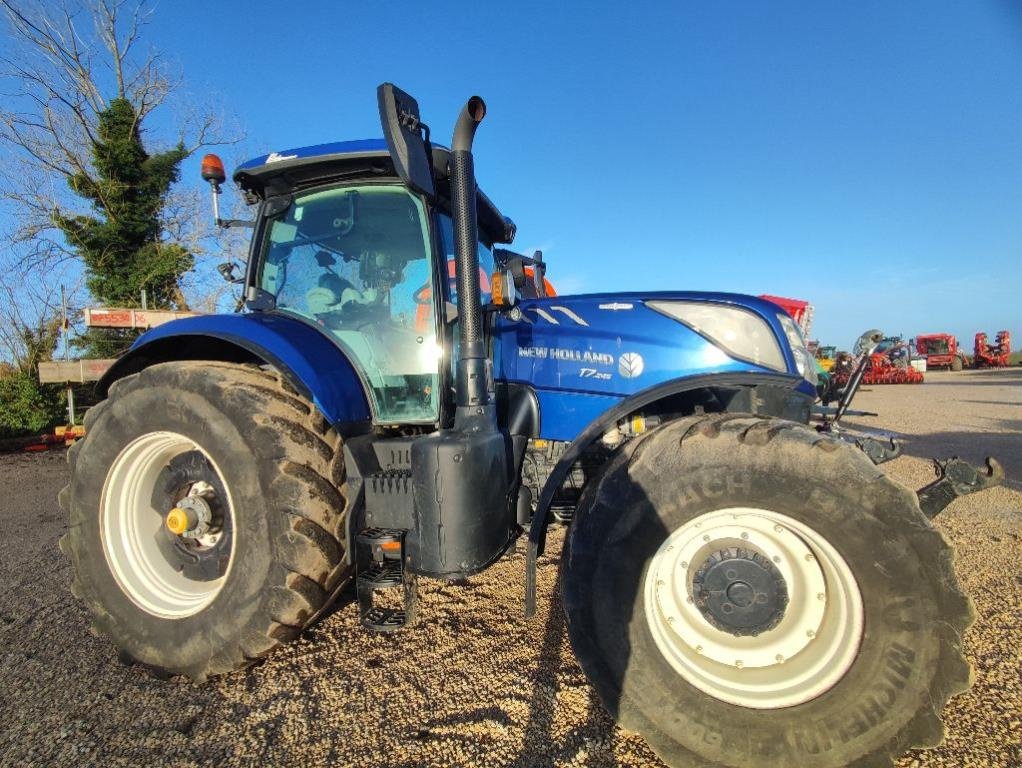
[449,96,490,413]
[408,94,515,578]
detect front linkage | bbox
[917,457,1005,519]
[816,328,1005,515]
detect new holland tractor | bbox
[60,84,1002,768]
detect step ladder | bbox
[355,527,418,632]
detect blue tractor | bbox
[61,84,997,767]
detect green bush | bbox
[0,370,65,439]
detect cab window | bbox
[437,213,493,304]
[257,184,440,424]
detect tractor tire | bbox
[562,413,973,768]
[59,361,351,681]
[951,356,963,372]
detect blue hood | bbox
[495,290,806,400]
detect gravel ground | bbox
[0,368,1019,767]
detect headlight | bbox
[776,313,818,385]
[648,301,786,372]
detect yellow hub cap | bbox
[165,507,194,535]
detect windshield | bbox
[258,184,440,423]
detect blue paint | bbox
[234,139,389,173]
[533,390,623,442]
[118,288,814,440]
[124,313,370,425]
[495,291,813,440]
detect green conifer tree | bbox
[53,98,192,356]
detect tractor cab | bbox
[219,137,522,426]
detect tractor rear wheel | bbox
[59,361,350,681]
[951,356,964,371]
[562,414,973,768]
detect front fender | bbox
[97,313,371,428]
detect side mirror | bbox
[217,262,244,284]
[377,83,435,198]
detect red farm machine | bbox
[830,335,923,387]
[916,333,969,371]
[832,350,924,387]
[974,330,1011,368]
[759,294,813,338]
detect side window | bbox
[257,184,440,424]
[437,214,493,305]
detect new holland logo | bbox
[618,352,644,378]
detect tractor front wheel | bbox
[562,414,973,768]
[59,361,350,681]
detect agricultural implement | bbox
[59,84,1001,768]
[832,348,924,387]
[974,330,1011,368]
[916,333,969,371]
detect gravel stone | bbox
[0,368,1018,767]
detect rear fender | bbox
[524,371,807,616]
[97,314,371,430]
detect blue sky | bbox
[144,1,1019,346]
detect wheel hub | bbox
[101,432,235,619]
[693,547,788,636]
[643,508,865,708]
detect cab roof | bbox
[234,139,390,178]
[233,139,515,244]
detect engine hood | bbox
[495,290,806,401]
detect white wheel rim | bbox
[643,507,864,709]
[100,431,235,619]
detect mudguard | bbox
[524,370,810,616]
[97,313,371,429]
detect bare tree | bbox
[0,0,242,318]
[0,273,73,374]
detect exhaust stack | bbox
[449,96,491,414]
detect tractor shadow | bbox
[895,423,1022,490]
[511,562,623,768]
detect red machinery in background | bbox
[759,294,813,337]
[832,351,924,386]
[974,331,1011,368]
[916,333,969,371]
